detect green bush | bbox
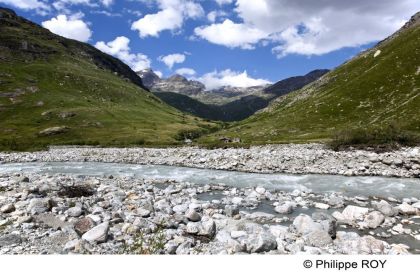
[329,123,420,151]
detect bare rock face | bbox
[137,68,161,89]
[152,74,205,96]
[38,126,69,136]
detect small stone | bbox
[231,197,243,205]
[137,208,151,218]
[224,205,239,217]
[64,239,80,251]
[314,202,330,210]
[67,206,83,217]
[185,209,201,222]
[74,217,95,236]
[82,222,109,243]
[173,204,188,213]
[274,202,294,214]
[1,203,15,213]
[231,231,247,239]
[246,233,277,253]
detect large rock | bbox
[74,217,95,236]
[397,203,418,215]
[292,214,323,235]
[364,211,385,228]
[372,200,398,216]
[334,231,386,254]
[27,198,52,215]
[82,222,109,243]
[334,205,368,223]
[342,205,369,220]
[274,202,294,214]
[305,230,333,247]
[246,233,277,253]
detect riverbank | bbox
[1,144,420,178]
[1,172,419,254]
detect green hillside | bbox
[0,8,215,151]
[201,12,420,146]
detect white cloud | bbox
[195,0,419,56]
[215,0,232,6]
[131,0,204,38]
[95,36,151,71]
[238,0,419,56]
[0,0,50,14]
[207,10,227,23]
[194,19,267,49]
[158,53,186,69]
[197,69,271,90]
[52,0,113,12]
[175,68,196,76]
[42,14,92,42]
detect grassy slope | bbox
[0,9,215,150]
[200,18,420,145]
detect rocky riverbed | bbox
[1,144,420,178]
[1,172,419,255]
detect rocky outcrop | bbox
[137,68,161,89]
[152,74,205,96]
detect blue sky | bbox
[1,0,419,89]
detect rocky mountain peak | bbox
[137,68,161,89]
[152,74,205,96]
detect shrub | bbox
[329,122,420,151]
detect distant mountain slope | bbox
[264,69,329,96]
[0,8,214,150]
[153,70,327,122]
[202,12,420,144]
[154,91,270,122]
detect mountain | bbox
[154,91,270,122]
[137,68,161,89]
[201,12,420,145]
[153,70,328,121]
[264,69,329,96]
[152,74,205,95]
[0,7,215,150]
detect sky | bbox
[1,0,419,89]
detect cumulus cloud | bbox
[197,69,271,90]
[0,0,50,14]
[158,53,186,69]
[175,68,196,76]
[52,0,113,12]
[215,0,233,6]
[206,10,227,23]
[95,36,151,71]
[42,14,92,42]
[195,0,419,56]
[194,19,267,49]
[131,0,204,38]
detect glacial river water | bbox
[0,161,419,199]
